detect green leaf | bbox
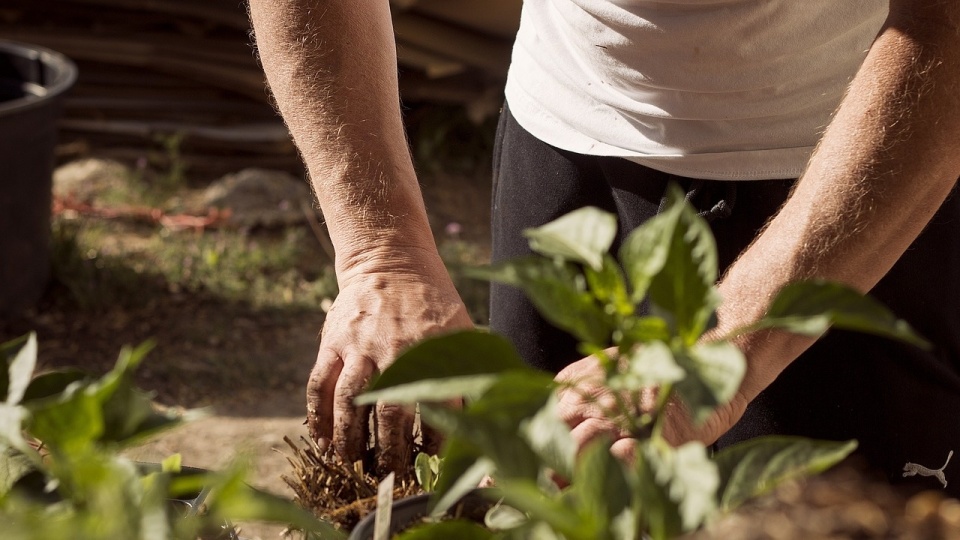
[21,370,88,403]
[430,453,497,517]
[421,372,556,483]
[167,470,212,502]
[0,334,31,403]
[609,341,685,392]
[497,479,586,539]
[0,404,31,455]
[635,444,682,540]
[750,280,929,348]
[609,506,640,540]
[646,186,720,344]
[429,437,494,517]
[92,342,159,444]
[519,392,576,480]
[422,407,539,482]
[464,372,557,426]
[474,258,614,346]
[161,453,182,474]
[224,487,346,539]
[617,316,671,350]
[0,446,36,497]
[57,340,191,447]
[484,501,528,531]
[207,463,346,539]
[585,255,632,315]
[619,209,677,304]
[415,453,442,492]
[5,333,37,406]
[523,206,617,271]
[673,342,746,425]
[141,463,173,540]
[358,374,499,406]
[368,331,525,392]
[714,436,857,512]
[397,519,495,540]
[571,438,631,538]
[643,441,719,532]
[27,386,104,454]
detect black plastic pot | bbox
[348,489,495,540]
[0,40,77,315]
[138,463,240,540]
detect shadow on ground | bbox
[0,258,322,418]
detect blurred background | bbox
[0,2,518,536]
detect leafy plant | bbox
[358,186,927,539]
[0,334,344,540]
[415,453,443,493]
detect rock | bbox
[198,168,313,228]
[53,158,134,203]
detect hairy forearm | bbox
[717,4,960,405]
[248,0,437,277]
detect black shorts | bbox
[489,102,960,493]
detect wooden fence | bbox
[1,0,519,176]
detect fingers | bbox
[332,355,376,463]
[610,438,636,462]
[306,350,341,451]
[569,416,626,452]
[560,374,635,465]
[557,380,616,428]
[375,402,415,475]
[419,397,459,456]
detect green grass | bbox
[50,218,339,311]
[439,238,490,325]
[50,217,490,323]
[49,138,490,321]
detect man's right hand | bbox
[247,0,470,474]
[306,258,473,474]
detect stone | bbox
[53,158,134,203]
[198,168,313,227]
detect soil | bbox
[0,160,493,540]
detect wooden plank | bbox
[63,96,277,118]
[397,0,522,39]
[10,0,514,179]
[59,119,292,145]
[396,41,466,79]
[392,12,512,77]
[55,0,250,29]
[0,30,268,101]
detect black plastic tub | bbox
[0,41,77,315]
[137,463,240,540]
[348,489,495,540]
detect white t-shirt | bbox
[504,1,888,180]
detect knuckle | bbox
[376,402,412,426]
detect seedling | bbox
[358,187,926,539]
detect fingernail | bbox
[316,437,331,453]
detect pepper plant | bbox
[358,186,927,539]
[0,334,344,540]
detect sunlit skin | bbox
[248,0,960,471]
[247,0,472,474]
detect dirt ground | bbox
[0,161,493,539]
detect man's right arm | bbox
[248,0,472,472]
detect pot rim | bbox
[0,40,78,116]
[348,488,497,540]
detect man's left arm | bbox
[561,0,960,452]
[710,0,960,432]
